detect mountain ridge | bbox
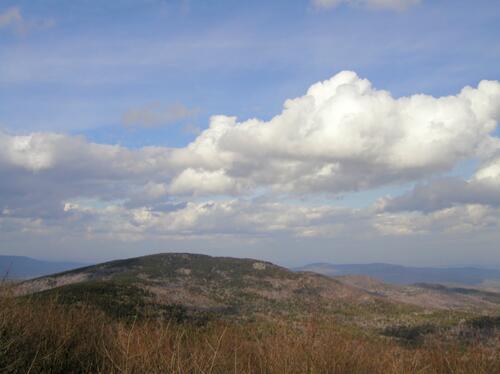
[296,262,500,286]
[16,253,384,323]
[0,255,86,280]
[14,253,500,325]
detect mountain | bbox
[15,253,381,322]
[15,253,500,325]
[296,263,500,287]
[0,255,85,280]
[9,253,500,373]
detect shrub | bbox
[0,289,498,373]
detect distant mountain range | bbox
[4,254,500,288]
[0,255,86,280]
[296,263,500,287]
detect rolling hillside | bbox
[15,253,500,326]
[16,253,382,322]
[6,253,500,373]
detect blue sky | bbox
[2,0,499,144]
[1,0,500,266]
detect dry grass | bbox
[0,290,498,374]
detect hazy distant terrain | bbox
[297,263,500,288]
[0,255,86,280]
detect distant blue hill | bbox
[0,255,86,280]
[296,263,500,286]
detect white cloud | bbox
[378,151,500,213]
[168,168,244,196]
[8,190,500,242]
[0,131,176,224]
[312,0,421,11]
[34,198,361,240]
[3,72,500,200]
[0,131,173,174]
[169,71,500,195]
[372,149,500,236]
[475,154,500,182]
[373,204,500,236]
[1,70,500,204]
[1,71,500,243]
[0,132,56,171]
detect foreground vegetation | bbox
[0,290,499,374]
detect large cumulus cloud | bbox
[1,71,500,240]
[373,147,500,236]
[378,151,500,213]
[0,131,174,220]
[170,71,500,195]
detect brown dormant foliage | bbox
[0,290,498,374]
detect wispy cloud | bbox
[122,102,199,128]
[312,0,421,11]
[0,6,54,35]
[0,7,22,30]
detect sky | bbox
[1,0,500,267]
